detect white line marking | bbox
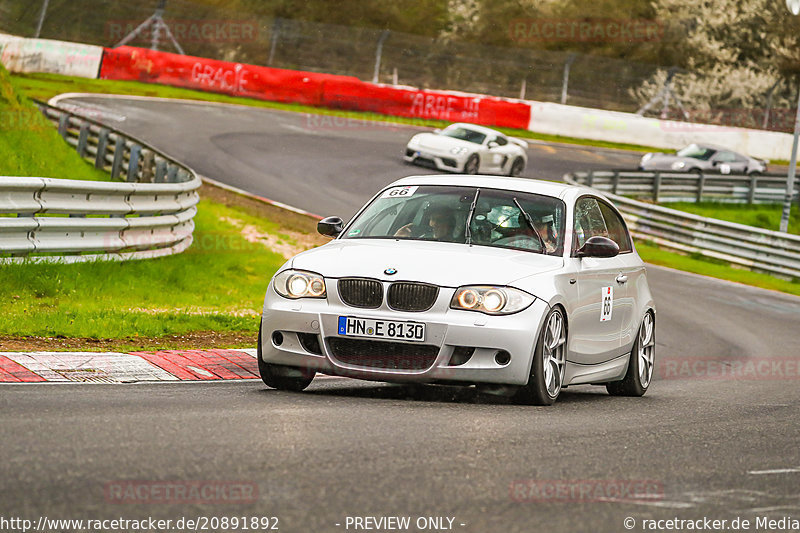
[595,497,694,509]
[748,467,800,475]
[1,352,178,382]
[185,365,214,378]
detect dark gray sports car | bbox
[639,144,768,175]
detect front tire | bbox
[257,329,316,391]
[463,154,479,174]
[607,311,655,397]
[509,157,524,177]
[515,307,567,406]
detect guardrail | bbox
[0,101,201,263]
[570,169,800,204]
[565,172,800,279]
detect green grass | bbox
[636,241,800,297]
[12,71,662,154]
[665,202,800,234]
[0,197,291,338]
[0,64,108,181]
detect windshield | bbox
[676,144,716,160]
[440,126,487,145]
[342,185,566,256]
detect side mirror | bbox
[317,216,344,237]
[576,236,619,258]
[487,141,499,149]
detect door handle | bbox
[616,274,628,284]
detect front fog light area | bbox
[450,286,534,315]
[274,269,327,299]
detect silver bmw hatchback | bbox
[258,175,655,405]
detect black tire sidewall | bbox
[510,157,524,176]
[516,307,564,406]
[464,155,479,174]
[607,312,653,397]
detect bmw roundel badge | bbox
[384,267,397,275]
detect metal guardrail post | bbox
[95,128,109,169]
[696,172,705,203]
[77,122,90,158]
[653,172,662,203]
[141,150,155,183]
[587,170,594,187]
[611,171,620,195]
[155,160,167,183]
[127,144,141,183]
[167,164,178,183]
[57,114,69,139]
[748,175,758,204]
[111,136,125,180]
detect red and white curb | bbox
[0,349,323,384]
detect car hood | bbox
[412,132,477,152]
[289,239,563,287]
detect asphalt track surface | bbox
[1,96,799,533]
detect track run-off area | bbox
[1,95,799,533]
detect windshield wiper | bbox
[465,189,480,246]
[513,197,546,254]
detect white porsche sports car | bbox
[404,123,528,176]
[258,175,656,405]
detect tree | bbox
[633,0,800,128]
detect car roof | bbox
[683,143,743,154]
[387,175,598,202]
[445,123,504,137]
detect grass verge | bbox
[2,184,797,351]
[12,71,662,154]
[636,241,800,297]
[664,202,799,234]
[0,183,329,349]
[0,64,108,180]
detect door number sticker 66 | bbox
[600,286,613,322]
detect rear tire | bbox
[515,307,567,406]
[464,154,479,174]
[607,311,655,397]
[509,157,524,177]
[257,329,316,391]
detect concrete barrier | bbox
[0,35,102,79]
[526,100,795,162]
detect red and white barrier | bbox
[100,46,531,130]
[1,32,791,161]
[100,46,342,106]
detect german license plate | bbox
[338,316,425,342]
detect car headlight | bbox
[640,153,653,164]
[671,161,686,170]
[273,269,326,299]
[450,147,469,155]
[450,286,534,315]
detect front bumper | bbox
[260,280,550,386]
[404,147,464,173]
